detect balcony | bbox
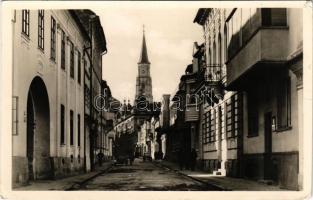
[226,27,288,90]
[205,64,222,83]
[226,8,289,90]
[185,104,199,122]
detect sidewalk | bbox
[156,160,287,191]
[14,161,112,191]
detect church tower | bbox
[135,27,153,103]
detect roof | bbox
[138,29,150,64]
[71,10,107,53]
[193,43,205,58]
[68,10,90,40]
[185,64,193,74]
[193,8,211,26]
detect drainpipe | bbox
[89,16,95,171]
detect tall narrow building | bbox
[135,27,153,104]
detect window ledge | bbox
[261,25,289,30]
[21,32,30,41]
[274,126,292,133]
[247,134,259,138]
[37,47,44,54]
[50,57,57,64]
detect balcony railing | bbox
[205,64,221,82]
[185,104,199,122]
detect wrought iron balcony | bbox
[185,104,199,122]
[205,64,222,83]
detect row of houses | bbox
[152,8,303,190]
[12,9,115,186]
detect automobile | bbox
[114,155,129,166]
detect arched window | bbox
[213,41,217,65]
[218,33,222,66]
[208,45,211,66]
[224,24,228,62]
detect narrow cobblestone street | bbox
[70,159,216,191]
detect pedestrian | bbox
[178,148,184,170]
[154,151,158,160]
[190,148,197,171]
[97,152,104,166]
[185,149,191,170]
[159,151,164,160]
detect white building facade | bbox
[12,10,91,186]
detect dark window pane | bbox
[61,104,65,145]
[78,114,81,146]
[61,30,66,69]
[22,10,30,36]
[78,51,81,84]
[50,16,56,60]
[70,110,74,145]
[38,10,44,50]
[70,42,74,78]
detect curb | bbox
[65,163,113,190]
[154,161,229,191]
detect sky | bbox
[95,7,203,103]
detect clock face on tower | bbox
[142,70,145,75]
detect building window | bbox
[61,104,65,145]
[70,110,74,145]
[277,76,291,129]
[70,41,74,79]
[77,51,81,84]
[218,33,222,66]
[218,105,223,138]
[212,41,217,65]
[226,8,259,60]
[226,9,241,60]
[203,109,215,143]
[208,46,211,65]
[226,93,242,138]
[224,25,228,62]
[85,84,90,109]
[61,29,66,70]
[22,10,30,36]
[248,92,259,137]
[38,10,44,50]
[77,114,81,147]
[12,96,18,135]
[50,16,56,61]
[261,8,287,26]
[209,109,216,142]
[202,119,206,144]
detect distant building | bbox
[72,10,107,172]
[156,94,171,159]
[135,29,153,104]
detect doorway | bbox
[26,76,51,180]
[264,112,273,180]
[26,92,35,180]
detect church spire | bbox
[138,25,150,64]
